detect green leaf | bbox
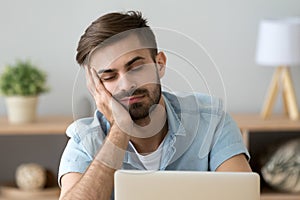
[0,60,50,96]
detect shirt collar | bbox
[123,92,187,168]
[162,92,186,137]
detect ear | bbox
[156,51,167,78]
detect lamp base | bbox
[261,66,299,120]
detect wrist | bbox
[109,124,130,141]
[95,138,127,170]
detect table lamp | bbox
[256,18,300,120]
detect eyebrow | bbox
[97,68,116,74]
[125,56,145,67]
[97,56,145,74]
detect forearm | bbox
[61,125,130,200]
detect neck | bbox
[130,121,168,154]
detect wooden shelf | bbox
[0,185,59,200]
[261,193,300,200]
[232,113,300,200]
[0,116,73,135]
[231,114,300,132]
[0,197,58,200]
[261,189,300,200]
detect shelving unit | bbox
[232,114,300,200]
[1,114,300,199]
[0,116,73,200]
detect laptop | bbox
[114,170,260,200]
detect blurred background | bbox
[1,0,300,194]
[1,0,300,116]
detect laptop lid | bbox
[114,170,260,200]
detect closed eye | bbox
[129,64,144,72]
[127,58,146,72]
[100,74,117,81]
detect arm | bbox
[209,112,252,172]
[60,67,131,200]
[59,173,81,199]
[60,125,129,200]
[216,154,252,172]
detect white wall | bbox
[1,0,300,116]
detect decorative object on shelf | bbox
[255,17,300,120]
[15,163,47,191]
[261,139,300,193]
[0,60,49,124]
[0,164,59,198]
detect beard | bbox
[128,85,161,120]
[113,83,161,121]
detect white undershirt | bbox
[129,141,164,170]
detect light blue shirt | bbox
[58,92,249,189]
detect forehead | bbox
[88,34,150,70]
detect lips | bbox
[120,94,145,105]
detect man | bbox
[58,11,251,200]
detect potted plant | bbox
[0,60,49,123]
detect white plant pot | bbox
[5,96,38,124]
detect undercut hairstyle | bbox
[76,11,158,66]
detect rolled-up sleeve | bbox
[58,136,92,187]
[58,112,108,187]
[209,113,250,171]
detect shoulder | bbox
[66,111,109,143]
[162,91,223,117]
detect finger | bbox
[85,66,96,96]
[90,68,114,101]
[90,67,106,92]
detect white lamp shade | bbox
[256,18,300,67]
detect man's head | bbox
[76,11,158,66]
[76,11,167,121]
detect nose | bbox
[116,73,137,93]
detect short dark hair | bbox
[76,11,158,66]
